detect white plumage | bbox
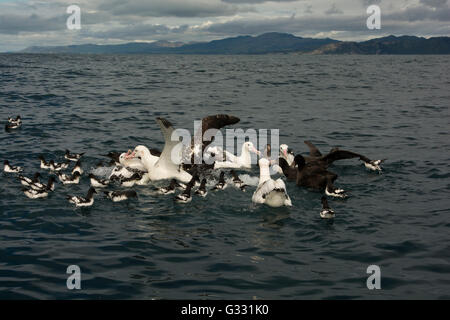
[252,158,292,207]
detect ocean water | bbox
[0,53,449,299]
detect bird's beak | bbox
[283,149,287,157]
[249,146,259,155]
[125,151,136,160]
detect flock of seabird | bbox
[4,114,384,217]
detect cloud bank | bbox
[0,0,448,51]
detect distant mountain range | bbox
[312,35,450,54]
[20,33,450,55]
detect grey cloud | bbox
[203,15,362,36]
[360,0,382,6]
[201,13,449,38]
[304,4,313,14]
[98,0,238,17]
[0,14,65,34]
[325,3,343,15]
[420,0,448,8]
[85,23,189,40]
[0,10,117,35]
[221,0,298,3]
[386,5,450,22]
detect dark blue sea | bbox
[0,54,449,299]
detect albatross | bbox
[213,141,259,169]
[252,157,292,208]
[281,141,385,172]
[127,115,240,183]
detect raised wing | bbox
[304,141,322,157]
[155,117,184,171]
[192,114,240,152]
[320,149,365,166]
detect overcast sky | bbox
[0,0,449,51]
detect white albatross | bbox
[252,157,292,207]
[127,118,192,183]
[213,142,259,169]
[119,150,149,171]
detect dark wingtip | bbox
[214,114,240,124]
[157,117,172,128]
[222,114,240,125]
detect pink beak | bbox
[283,149,287,157]
[250,147,261,156]
[125,151,136,160]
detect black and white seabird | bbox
[109,165,145,182]
[212,171,227,190]
[230,170,247,191]
[156,179,177,195]
[8,116,21,125]
[19,172,41,187]
[195,178,208,197]
[65,149,85,162]
[4,160,23,173]
[71,160,83,175]
[359,156,386,172]
[30,176,57,192]
[104,190,137,202]
[89,173,110,188]
[5,122,21,131]
[39,156,51,169]
[67,187,97,207]
[23,187,49,199]
[6,116,22,131]
[175,180,187,190]
[57,171,81,185]
[175,183,193,203]
[320,196,335,219]
[120,173,142,187]
[49,160,69,172]
[325,181,348,199]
